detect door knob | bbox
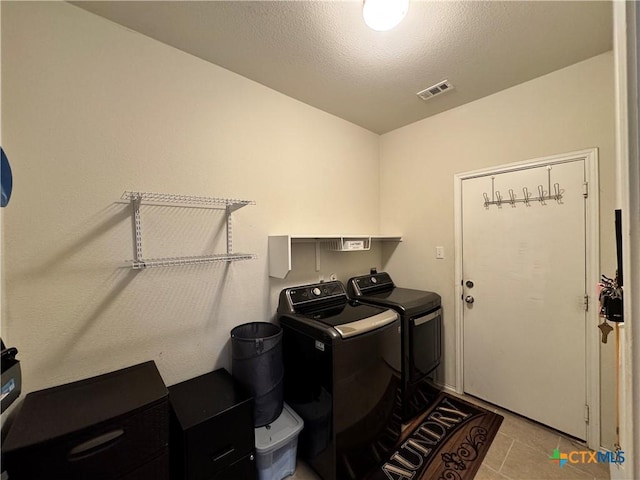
[465,295,475,304]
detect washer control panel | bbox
[287,281,346,307]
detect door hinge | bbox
[584,294,589,311]
[583,182,589,198]
[585,404,590,423]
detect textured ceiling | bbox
[71,1,613,134]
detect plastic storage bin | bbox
[255,403,304,480]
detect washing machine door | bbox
[332,308,397,339]
[333,316,402,480]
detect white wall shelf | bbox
[123,191,256,269]
[268,235,402,279]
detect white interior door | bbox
[461,159,588,440]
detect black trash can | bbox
[231,322,284,427]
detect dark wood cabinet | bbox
[169,368,257,480]
[2,361,169,480]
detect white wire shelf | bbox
[121,191,255,211]
[131,253,258,270]
[323,236,372,251]
[123,191,256,269]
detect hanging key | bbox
[598,321,613,344]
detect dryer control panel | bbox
[349,272,395,295]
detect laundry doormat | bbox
[368,393,503,480]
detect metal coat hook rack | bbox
[483,166,563,208]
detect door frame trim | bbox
[453,148,600,449]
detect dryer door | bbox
[409,308,442,382]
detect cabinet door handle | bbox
[68,429,125,461]
[211,446,235,463]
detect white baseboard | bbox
[441,383,457,394]
[610,461,633,480]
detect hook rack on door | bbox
[482,166,563,208]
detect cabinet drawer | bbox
[169,369,255,480]
[5,401,169,480]
[185,399,254,479]
[121,448,170,480]
[209,452,257,480]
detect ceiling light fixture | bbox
[363,0,409,31]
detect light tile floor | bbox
[289,393,612,480]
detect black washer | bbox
[348,272,442,422]
[277,281,401,480]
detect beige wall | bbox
[0,2,384,394]
[379,51,617,448]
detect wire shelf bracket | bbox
[122,191,256,269]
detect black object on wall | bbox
[600,210,624,323]
[1,147,12,208]
[606,208,624,323]
[615,209,623,287]
[2,361,169,480]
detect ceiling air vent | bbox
[417,80,454,101]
